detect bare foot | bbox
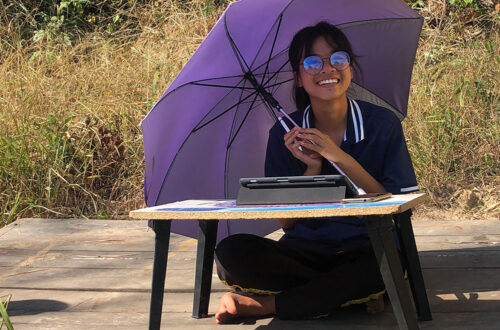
[365,295,385,314]
[215,292,275,324]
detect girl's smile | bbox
[317,78,339,86]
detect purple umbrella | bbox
[141,0,423,241]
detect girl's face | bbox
[296,36,353,105]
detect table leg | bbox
[149,220,172,330]
[365,215,419,330]
[394,211,432,321]
[192,220,219,318]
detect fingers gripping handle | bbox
[277,108,365,195]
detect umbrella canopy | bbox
[142,0,423,240]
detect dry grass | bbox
[0,0,498,226]
[0,1,223,224]
[404,1,499,217]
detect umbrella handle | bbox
[278,116,292,133]
[278,108,300,127]
[278,116,305,153]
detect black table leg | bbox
[149,220,172,330]
[192,220,219,318]
[394,211,432,321]
[366,215,419,330]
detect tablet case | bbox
[236,175,357,205]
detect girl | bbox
[214,21,418,324]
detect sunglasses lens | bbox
[330,51,350,70]
[302,56,322,74]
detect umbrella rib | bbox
[190,82,255,90]
[248,8,289,70]
[268,75,285,98]
[188,70,290,87]
[147,74,246,117]
[193,90,259,132]
[260,14,283,87]
[226,92,262,150]
[224,78,254,199]
[261,60,292,89]
[224,13,251,74]
[266,78,294,90]
[189,74,247,83]
[252,48,289,72]
[264,61,294,96]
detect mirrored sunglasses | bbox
[302,51,350,75]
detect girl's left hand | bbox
[296,128,344,163]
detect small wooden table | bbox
[130,193,431,330]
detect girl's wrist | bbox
[326,148,349,166]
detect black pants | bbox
[215,233,385,319]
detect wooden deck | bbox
[1,218,500,329]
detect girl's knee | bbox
[215,234,267,270]
[216,234,261,256]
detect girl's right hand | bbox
[284,127,322,173]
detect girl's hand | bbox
[296,128,344,163]
[284,127,322,173]
[295,128,387,194]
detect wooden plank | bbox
[5,289,400,329]
[129,194,427,220]
[415,235,500,251]
[415,234,500,244]
[0,234,197,268]
[0,266,228,292]
[8,312,399,330]
[420,312,500,329]
[4,289,221,314]
[413,221,500,236]
[0,218,152,235]
[7,288,500,329]
[11,311,500,330]
[0,249,202,269]
[0,219,155,252]
[419,250,500,268]
[6,290,401,329]
[0,219,200,254]
[422,268,500,291]
[9,312,150,330]
[428,290,500,312]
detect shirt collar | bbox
[301,98,365,144]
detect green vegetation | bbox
[0,294,13,330]
[0,0,498,226]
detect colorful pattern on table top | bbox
[154,199,406,213]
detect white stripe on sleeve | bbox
[401,186,419,192]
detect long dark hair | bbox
[288,21,360,111]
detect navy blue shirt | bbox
[264,99,418,246]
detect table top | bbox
[129,193,426,220]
